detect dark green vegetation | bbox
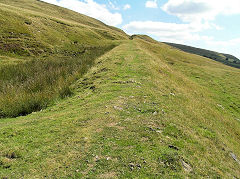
[0,0,127,117]
[0,0,240,178]
[165,42,240,69]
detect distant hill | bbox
[164,42,240,69]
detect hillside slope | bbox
[0,0,128,61]
[0,0,240,178]
[0,0,128,118]
[165,42,240,69]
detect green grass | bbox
[0,39,240,178]
[0,0,240,178]
[0,0,127,118]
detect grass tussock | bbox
[0,45,115,118]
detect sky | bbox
[42,0,240,59]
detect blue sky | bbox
[43,0,240,59]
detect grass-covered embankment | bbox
[0,39,240,178]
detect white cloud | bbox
[157,0,240,58]
[124,0,240,55]
[123,4,131,10]
[123,21,212,43]
[162,0,240,23]
[123,20,240,59]
[108,0,119,10]
[207,38,240,47]
[42,0,122,26]
[205,38,240,59]
[145,0,158,8]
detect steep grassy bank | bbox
[0,0,127,117]
[0,44,116,118]
[0,39,239,178]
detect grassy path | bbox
[0,40,240,178]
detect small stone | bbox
[180,160,192,172]
[161,109,165,114]
[106,157,111,161]
[136,164,141,169]
[114,106,123,111]
[129,163,135,170]
[148,127,156,131]
[217,104,224,109]
[230,152,240,165]
[153,111,158,116]
[76,169,79,172]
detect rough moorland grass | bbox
[0,0,128,118]
[0,44,116,118]
[0,40,239,178]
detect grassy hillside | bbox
[165,42,240,69]
[0,0,240,178]
[1,37,240,178]
[0,0,128,118]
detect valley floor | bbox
[0,39,240,178]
